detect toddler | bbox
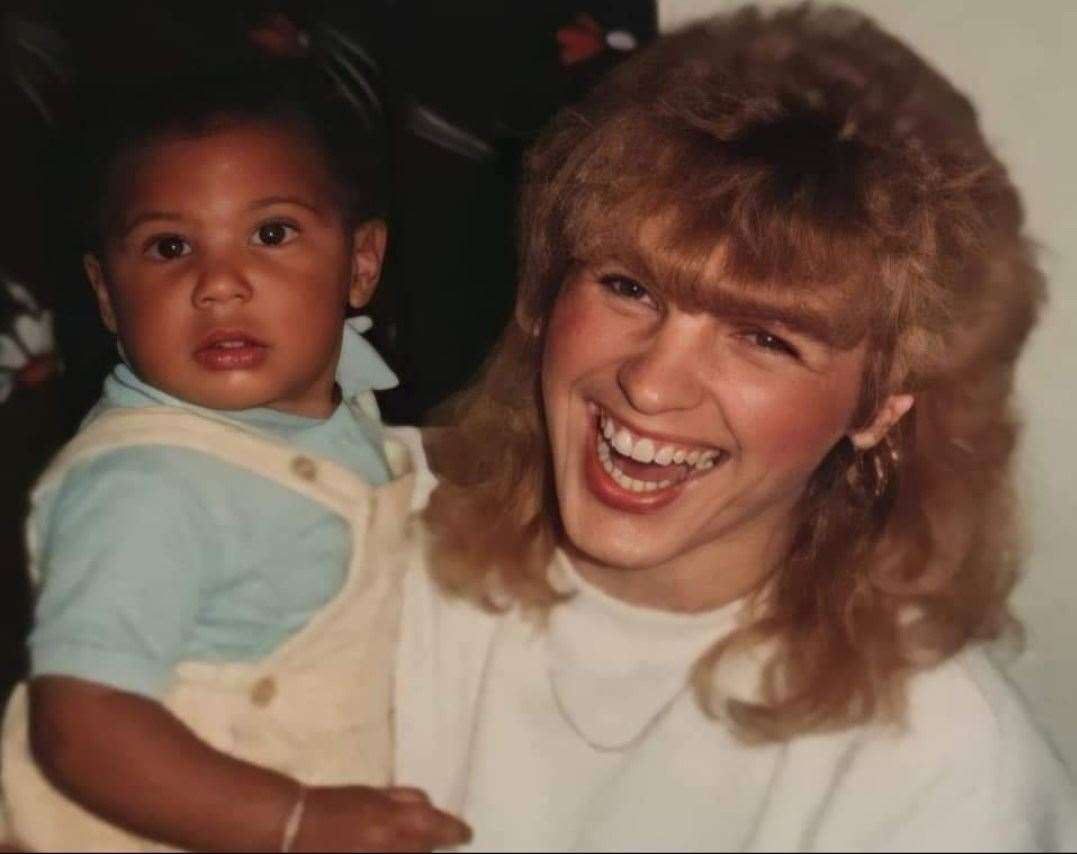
[1,66,468,851]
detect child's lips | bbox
[194,330,268,370]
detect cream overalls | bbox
[0,406,416,851]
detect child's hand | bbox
[292,785,471,852]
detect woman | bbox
[392,4,1077,852]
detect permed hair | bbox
[77,61,387,253]
[424,3,1044,740]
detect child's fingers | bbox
[394,803,472,847]
[385,786,431,804]
[436,817,472,846]
[424,806,472,845]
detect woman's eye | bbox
[599,274,653,303]
[252,222,298,247]
[748,329,800,359]
[146,235,191,260]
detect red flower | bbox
[248,12,310,58]
[556,13,605,67]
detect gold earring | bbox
[846,435,900,505]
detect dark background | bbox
[0,0,655,704]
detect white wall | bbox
[658,0,1077,772]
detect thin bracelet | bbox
[280,784,307,853]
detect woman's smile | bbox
[541,260,878,609]
[583,402,726,512]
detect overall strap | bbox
[26,407,417,594]
[32,406,405,520]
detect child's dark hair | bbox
[78,61,387,252]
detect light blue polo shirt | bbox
[28,319,399,698]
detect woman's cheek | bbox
[729,376,850,465]
[545,287,614,372]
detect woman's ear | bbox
[83,254,117,333]
[348,219,388,310]
[847,393,915,450]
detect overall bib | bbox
[1,406,415,851]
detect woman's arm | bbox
[30,676,470,852]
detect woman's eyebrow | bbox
[582,243,854,345]
[703,295,840,344]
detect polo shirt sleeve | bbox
[28,446,219,699]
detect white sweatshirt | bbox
[395,550,1077,852]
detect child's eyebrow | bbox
[121,211,184,236]
[249,196,322,215]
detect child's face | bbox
[540,242,911,609]
[85,122,385,418]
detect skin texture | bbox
[84,123,385,418]
[541,259,912,613]
[30,677,470,852]
[34,123,471,851]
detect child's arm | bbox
[30,676,471,852]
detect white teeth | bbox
[597,410,721,477]
[597,436,676,493]
[611,428,634,457]
[630,437,655,463]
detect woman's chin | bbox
[560,512,683,575]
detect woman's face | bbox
[540,255,894,610]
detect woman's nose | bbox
[616,319,707,414]
[192,255,253,307]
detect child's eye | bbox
[146,235,191,260]
[251,222,299,247]
[599,274,654,305]
[746,329,800,359]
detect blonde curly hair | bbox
[424,4,1044,740]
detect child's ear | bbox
[514,297,543,338]
[83,254,118,333]
[348,220,388,310]
[847,393,915,450]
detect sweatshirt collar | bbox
[545,553,745,750]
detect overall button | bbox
[250,676,277,707]
[291,455,318,481]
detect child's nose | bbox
[192,258,253,307]
[616,319,707,414]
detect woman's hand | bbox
[293,785,471,852]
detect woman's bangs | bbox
[563,179,881,349]
[674,200,882,348]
